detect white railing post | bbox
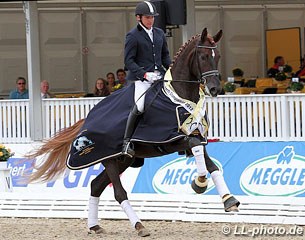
[280,95,289,140]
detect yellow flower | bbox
[0,144,4,149]
[0,152,3,157]
[113,84,123,91]
[7,148,11,153]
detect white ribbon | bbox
[163,68,209,137]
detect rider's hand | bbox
[144,72,162,83]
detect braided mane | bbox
[170,34,200,67]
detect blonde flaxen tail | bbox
[26,119,85,183]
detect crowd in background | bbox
[8,68,128,100]
[7,56,305,100]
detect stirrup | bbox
[122,140,135,158]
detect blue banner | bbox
[132,142,305,197]
[6,158,35,187]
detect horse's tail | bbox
[26,118,85,183]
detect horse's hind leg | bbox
[87,170,109,234]
[88,159,132,235]
[103,158,150,237]
[204,147,240,212]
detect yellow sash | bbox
[163,68,209,137]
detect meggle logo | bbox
[152,156,222,194]
[240,146,305,196]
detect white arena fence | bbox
[0,94,304,143]
[1,193,304,225]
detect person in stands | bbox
[116,68,127,87]
[40,80,54,98]
[267,56,285,78]
[93,78,110,97]
[9,77,29,99]
[294,58,305,78]
[106,72,117,93]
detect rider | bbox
[122,1,171,157]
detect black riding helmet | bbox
[135,1,159,16]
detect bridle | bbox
[143,42,221,96]
[192,44,220,96]
[194,44,219,84]
[153,46,220,82]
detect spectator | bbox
[106,72,117,93]
[9,77,29,99]
[87,78,110,97]
[41,80,54,98]
[116,68,127,86]
[267,56,285,78]
[294,58,305,78]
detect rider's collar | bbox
[138,22,153,35]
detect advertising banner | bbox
[4,142,305,198]
[132,141,305,197]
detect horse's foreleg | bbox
[88,159,132,234]
[103,159,150,237]
[204,147,240,212]
[188,138,209,194]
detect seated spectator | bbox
[294,58,305,78]
[106,72,117,93]
[116,68,127,86]
[41,80,54,98]
[9,77,29,99]
[86,78,110,97]
[267,56,285,78]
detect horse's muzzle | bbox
[209,86,222,97]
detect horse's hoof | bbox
[137,228,150,237]
[226,205,239,212]
[135,222,150,237]
[88,225,106,235]
[223,195,240,212]
[191,177,208,194]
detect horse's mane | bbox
[170,34,200,67]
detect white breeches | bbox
[134,81,152,113]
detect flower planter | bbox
[0,161,13,192]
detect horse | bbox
[26,28,239,237]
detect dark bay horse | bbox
[27,28,239,237]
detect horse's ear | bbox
[213,30,223,43]
[201,28,208,42]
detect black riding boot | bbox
[122,105,141,158]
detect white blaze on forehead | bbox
[144,1,154,13]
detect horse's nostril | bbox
[210,88,218,97]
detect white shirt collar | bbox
[139,22,153,42]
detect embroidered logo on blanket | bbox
[72,134,95,156]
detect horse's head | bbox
[193,28,222,97]
[170,28,223,100]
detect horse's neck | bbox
[171,66,200,103]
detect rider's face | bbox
[137,15,154,29]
